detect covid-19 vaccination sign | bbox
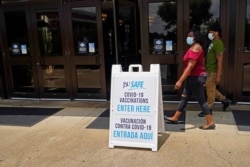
[109,64,165,151]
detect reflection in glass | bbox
[117,1,138,70]
[148,2,178,99]
[189,0,220,47]
[43,65,66,93]
[161,64,177,97]
[37,12,62,57]
[76,65,101,94]
[5,11,34,93]
[148,1,177,54]
[72,7,98,56]
[5,11,29,57]
[12,65,34,92]
[243,64,250,95]
[190,0,220,30]
[244,0,250,52]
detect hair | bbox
[187,28,205,51]
[209,22,222,37]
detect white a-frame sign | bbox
[109,64,165,151]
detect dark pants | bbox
[177,76,210,115]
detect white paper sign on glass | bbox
[88,42,95,53]
[21,44,27,54]
[166,40,173,51]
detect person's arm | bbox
[174,44,201,90]
[174,59,196,90]
[216,52,223,84]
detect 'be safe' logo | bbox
[123,81,145,90]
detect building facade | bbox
[0,0,249,103]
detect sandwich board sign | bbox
[109,64,165,151]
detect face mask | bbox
[186,37,194,45]
[208,33,214,40]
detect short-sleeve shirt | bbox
[183,48,206,76]
[205,39,224,72]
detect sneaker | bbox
[222,99,232,111]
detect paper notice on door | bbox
[166,40,173,51]
[21,44,27,54]
[89,43,95,53]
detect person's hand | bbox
[174,81,182,90]
[215,75,220,85]
[203,81,207,87]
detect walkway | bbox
[0,100,249,167]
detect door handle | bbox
[65,51,71,56]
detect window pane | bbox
[190,0,220,29]
[148,1,178,100]
[189,0,220,48]
[43,65,66,93]
[5,11,30,57]
[244,0,250,52]
[161,64,177,96]
[72,7,98,56]
[37,12,62,57]
[148,1,177,55]
[12,65,34,92]
[117,1,139,70]
[5,11,34,93]
[76,65,101,94]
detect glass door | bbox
[235,0,250,102]
[31,4,71,99]
[2,4,70,99]
[0,4,71,99]
[1,1,106,100]
[101,0,140,99]
[140,0,228,101]
[140,0,186,101]
[65,0,106,99]
[1,6,39,99]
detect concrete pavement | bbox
[0,99,250,167]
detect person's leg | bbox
[192,77,215,130]
[200,115,216,130]
[215,89,225,101]
[216,89,231,111]
[206,72,216,108]
[165,81,190,123]
[198,72,216,117]
[195,89,210,115]
[165,91,188,123]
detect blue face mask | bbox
[186,37,194,45]
[208,33,214,40]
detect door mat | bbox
[164,110,186,132]
[86,109,185,132]
[0,107,63,127]
[232,110,250,131]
